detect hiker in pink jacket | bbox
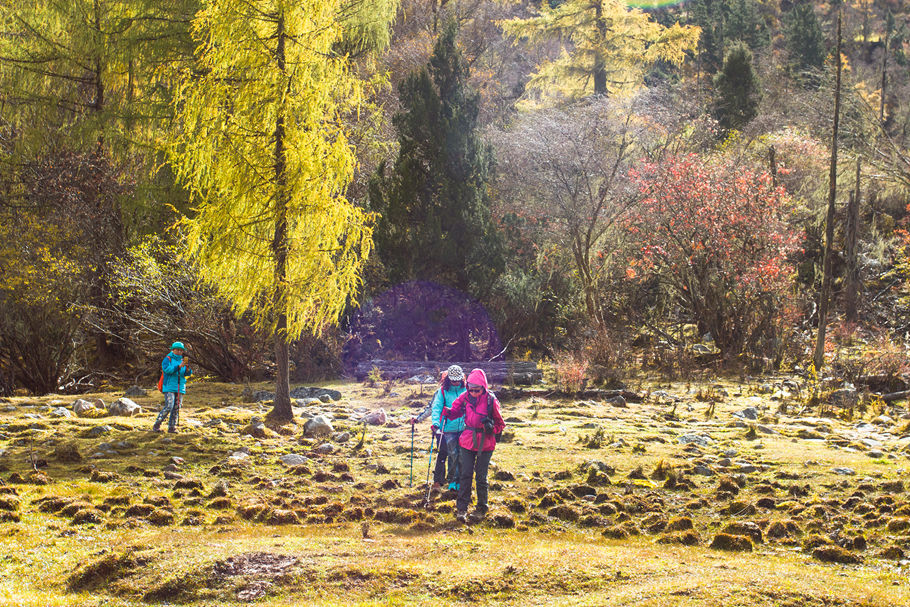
[441,368,505,522]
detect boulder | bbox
[303,415,334,437]
[241,421,272,439]
[733,407,758,420]
[313,443,334,455]
[362,408,387,426]
[829,387,858,408]
[50,407,71,419]
[279,454,308,467]
[73,399,102,417]
[85,425,113,438]
[108,398,142,417]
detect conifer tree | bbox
[169,0,397,421]
[784,1,827,81]
[369,20,503,294]
[500,0,699,103]
[713,42,761,132]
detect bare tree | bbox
[489,95,655,324]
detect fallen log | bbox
[879,390,910,403]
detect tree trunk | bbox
[844,157,861,322]
[880,29,889,123]
[813,12,842,374]
[269,12,292,422]
[593,2,607,96]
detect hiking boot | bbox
[430,483,443,496]
[455,510,467,523]
[167,428,177,434]
[151,426,162,433]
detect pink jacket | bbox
[442,369,505,452]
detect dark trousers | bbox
[456,447,492,513]
[433,432,460,485]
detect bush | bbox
[627,154,800,360]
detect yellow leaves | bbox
[170,0,394,340]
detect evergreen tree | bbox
[713,42,761,132]
[784,1,827,80]
[689,0,767,73]
[369,21,503,294]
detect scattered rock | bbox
[73,399,105,417]
[362,408,387,426]
[50,407,71,419]
[279,454,308,467]
[733,407,758,420]
[108,398,142,417]
[303,415,334,437]
[313,443,334,455]
[678,433,712,447]
[332,432,351,443]
[832,467,856,476]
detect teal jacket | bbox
[431,385,466,433]
[161,352,193,394]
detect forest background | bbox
[3,0,910,407]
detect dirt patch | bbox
[212,552,299,601]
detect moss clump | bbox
[885,517,910,533]
[878,545,905,560]
[666,517,694,532]
[602,526,629,540]
[124,504,154,518]
[488,514,515,528]
[207,497,233,510]
[67,547,149,591]
[503,498,527,514]
[71,509,104,525]
[60,501,94,517]
[147,509,175,526]
[717,476,741,495]
[373,508,417,525]
[709,533,752,552]
[54,443,82,462]
[767,519,802,540]
[547,505,580,522]
[657,531,700,546]
[812,545,862,564]
[722,521,763,544]
[266,509,299,525]
[0,496,19,511]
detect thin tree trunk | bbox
[269,12,292,422]
[880,29,889,123]
[844,157,861,322]
[593,2,607,96]
[814,12,842,374]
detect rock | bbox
[298,397,322,407]
[289,386,342,401]
[406,374,435,384]
[313,443,334,455]
[50,407,71,418]
[108,398,142,417]
[123,385,148,398]
[332,432,351,443]
[228,451,250,463]
[73,399,101,417]
[241,421,273,439]
[362,408,387,426]
[303,415,334,437]
[832,467,856,476]
[279,454,308,467]
[85,425,113,438]
[867,450,886,459]
[733,407,759,420]
[678,433,713,447]
[693,465,715,476]
[873,415,894,426]
[606,396,627,408]
[756,425,776,435]
[241,386,256,403]
[736,462,758,474]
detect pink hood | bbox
[441,368,505,452]
[466,368,489,392]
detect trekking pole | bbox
[423,418,446,506]
[409,423,415,488]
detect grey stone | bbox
[318,394,333,403]
[693,465,715,476]
[873,415,894,426]
[678,433,713,447]
[717,458,732,467]
[313,443,334,455]
[228,451,250,462]
[279,453,308,467]
[867,450,886,459]
[757,425,776,435]
[733,407,759,421]
[50,407,71,418]
[23,413,43,420]
[736,462,758,473]
[832,467,857,475]
[86,425,113,438]
[829,388,859,408]
[303,415,334,437]
[108,397,142,417]
[73,399,101,417]
[332,432,351,443]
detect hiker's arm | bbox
[162,356,179,374]
[412,402,432,424]
[429,389,445,427]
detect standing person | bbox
[441,368,505,523]
[411,365,466,493]
[153,341,193,433]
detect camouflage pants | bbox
[154,392,182,432]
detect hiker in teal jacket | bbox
[410,365,466,492]
[153,341,193,433]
